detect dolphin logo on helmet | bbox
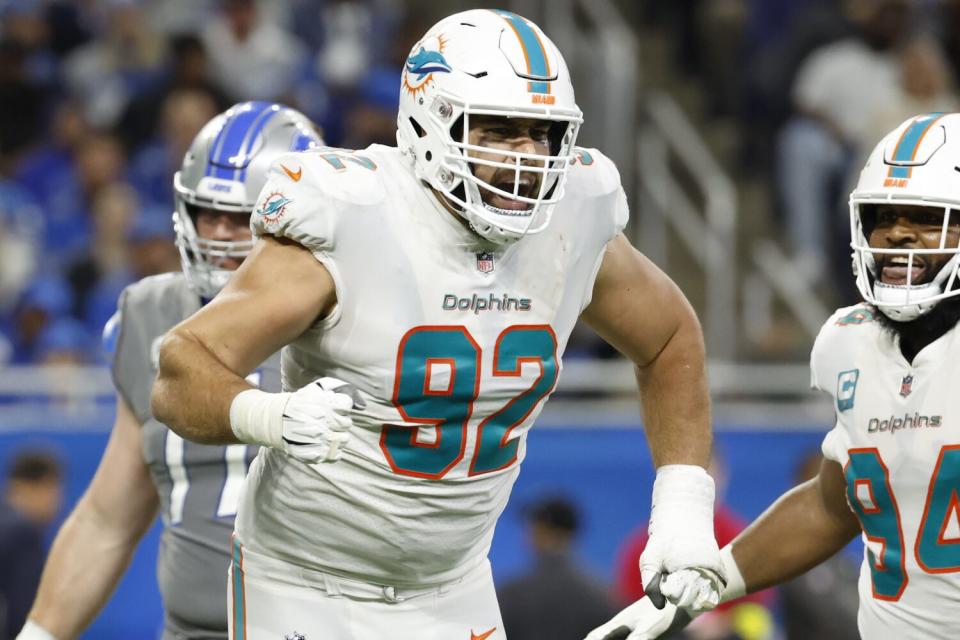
[406,47,453,79]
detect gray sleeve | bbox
[109,286,154,423]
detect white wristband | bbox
[229,388,291,449]
[16,621,59,640]
[718,544,747,602]
[650,464,716,533]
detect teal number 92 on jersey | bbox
[381,325,558,479]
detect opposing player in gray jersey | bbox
[16,102,323,640]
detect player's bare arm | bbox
[26,397,159,639]
[151,235,336,444]
[582,233,711,468]
[582,232,721,612]
[729,457,861,591]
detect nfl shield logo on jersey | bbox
[900,374,914,398]
[476,251,495,273]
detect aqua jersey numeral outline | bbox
[381,325,559,479]
[845,448,908,600]
[916,445,960,573]
[845,444,960,601]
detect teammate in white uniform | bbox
[152,11,726,640]
[16,102,322,640]
[586,113,960,640]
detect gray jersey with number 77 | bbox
[106,272,280,639]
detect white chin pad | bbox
[873,282,939,321]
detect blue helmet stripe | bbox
[206,102,278,181]
[493,10,551,94]
[206,103,256,179]
[232,104,280,181]
[888,113,944,179]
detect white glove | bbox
[640,465,724,613]
[584,597,693,640]
[16,621,59,640]
[230,377,364,464]
[587,544,746,640]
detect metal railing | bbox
[0,362,828,431]
[637,92,739,359]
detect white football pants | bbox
[228,538,505,640]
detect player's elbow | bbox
[150,330,192,432]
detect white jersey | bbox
[812,304,960,639]
[237,144,627,586]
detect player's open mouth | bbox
[881,255,930,285]
[487,177,537,211]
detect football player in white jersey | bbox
[151,10,725,640]
[586,113,960,640]
[16,102,322,640]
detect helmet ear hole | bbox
[425,151,432,161]
[547,121,568,157]
[860,203,879,237]
[450,115,464,145]
[184,202,202,225]
[409,117,427,138]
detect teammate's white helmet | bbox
[173,102,323,297]
[850,112,960,321]
[396,9,583,245]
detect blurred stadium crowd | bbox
[4,0,960,365]
[0,0,433,366]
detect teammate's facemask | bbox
[396,9,583,245]
[173,101,323,298]
[850,112,960,322]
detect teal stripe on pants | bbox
[232,538,245,640]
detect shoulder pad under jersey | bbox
[251,147,388,252]
[556,147,629,236]
[810,303,880,393]
[563,147,623,197]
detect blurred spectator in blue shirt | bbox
[24,129,126,266]
[0,450,63,639]
[342,66,400,148]
[12,100,89,206]
[64,182,138,325]
[82,206,178,338]
[128,86,219,209]
[3,276,72,365]
[33,317,94,365]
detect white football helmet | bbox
[396,9,583,244]
[173,102,323,297]
[850,112,960,321]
